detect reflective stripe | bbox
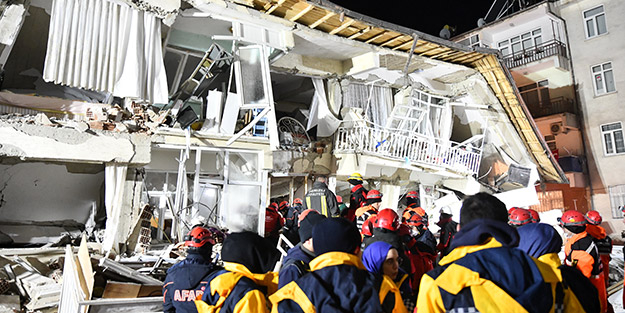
[306,197,312,212]
[321,195,328,217]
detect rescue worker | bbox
[508,207,533,227]
[517,222,601,313]
[302,175,339,217]
[586,211,613,289]
[559,210,608,313]
[277,201,289,217]
[269,218,388,313]
[356,190,382,232]
[265,202,284,247]
[405,190,420,209]
[348,172,368,222]
[528,208,540,223]
[278,209,326,288]
[163,226,222,313]
[282,198,304,245]
[362,241,411,312]
[364,208,403,250]
[404,213,436,254]
[417,192,554,312]
[337,195,349,219]
[195,231,280,313]
[400,214,435,296]
[361,215,377,250]
[435,206,457,257]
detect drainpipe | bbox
[548,5,595,211]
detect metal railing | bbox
[335,123,483,175]
[502,40,568,69]
[526,96,576,118]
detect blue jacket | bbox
[417,219,553,313]
[270,252,391,313]
[278,243,315,288]
[163,254,220,313]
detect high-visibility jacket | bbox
[534,252,601,313]
[356,205,378,232]
[195,262,278,313]
[564,231,607,313]
[586,224,612,287]
[302,181,339,217]
[269,251,407,313]
[163,254,221,313]
[417,237,553,313]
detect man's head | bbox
[298,209,326,251]
[184,226,218,259]
[366,190,383,207]
[316,175,327,184]
[312,218,361,256]
[459,192,508,227]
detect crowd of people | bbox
[163,173,615,313]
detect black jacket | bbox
[302,181,339,217]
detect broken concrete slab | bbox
[0,295,20,313]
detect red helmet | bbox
[366,190,383,200]
[336,195,343,204]
[184,226,217,248]
[405,213,424,227]
[406,191,419,198]
[558,210,587,227]
[508,208,532,226]
[527,208,540,223]
[508,207,520,216]
[586,211,602,225]
[268,202,278,210]
[374,208,400,231]
[362,215,376,237]
[293,198,303,205]
[278,201,289,211]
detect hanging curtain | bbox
[307,78,341,137]
[341,81,392,127]
[43,0,168,104]
[102,163,128,255]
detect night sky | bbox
[330,0,496,38]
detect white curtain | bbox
[102,163,128,254]
[342,81,392,127]
[307,78,341,137]
[43,0,168,104]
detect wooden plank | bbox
[347,26,371,40]
[102,282,141,299]
[288,4,314,21]
[309,11,335,29]
[364,30,387,44]
[379,35,406,47]
[329,18,355,35]
[77,235,94,302]
[265,0,286,14]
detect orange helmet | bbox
[293,198,303,206]
[184,226,217,249]
[558,210,587,227]
[405,213,425,227]
[278,201,289,211]
[268,202,278,210]
[527,208,540,223]
[374,209,399,231]
[366,190,382,200]
[585,211,602,225]
[508,208,532,226]
[362,215,376,237]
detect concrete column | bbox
[380,183,401,212]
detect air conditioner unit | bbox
[550,122,568,135]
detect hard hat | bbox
[362,215,376,237]
[585,211,602,225]
[508,208,532,226]
[374,209,400,231]
[278,201,289,211]
[268,202,278,210]
[527,208,540,223]
[405,213,424,227]
[293,198,303,205]
[348,172,363,181]
[406,191,419,198]
[508,207,517,216]
[298,209,320,225]
[439,206,452,215]
[184,226,217,249]
[336,195,343,204]
[558,210,587,227]
[366,190,383,200]
[402,208,416,223]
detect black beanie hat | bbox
[312,218,361,256]
[298,211,326,243]
[221,231,280,273]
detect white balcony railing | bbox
[335,124,483,176]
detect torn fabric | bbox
[102,163,128,254]
[307,78,341,137]
[43,0,168,104]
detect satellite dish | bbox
[477,18,486,27]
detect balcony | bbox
[526,96,576,118]
[334,123,483,176]
[502,40,568,69]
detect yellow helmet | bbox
[348,173,363,181]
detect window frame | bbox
[591,61,616,96]
[608,184,625,218]
[583,5,608,39]
[600,121,625,156]
[163,47,205,96]
[497,28,542,57]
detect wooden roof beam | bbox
[288,4,314,22]
[309,11,335,29]
[364,31,387,44]
[329,18,355,35]
[265,0,286,14]
[380,35,406,47]
[348,26,372,40]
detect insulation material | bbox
[43,0,168,104]
[306,78,340,137]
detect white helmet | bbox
[439,206,452,215]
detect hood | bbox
[362,241,393,275]
[517,223,562,258]
[450,218,519,250]
[221,231,280,273]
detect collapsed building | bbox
[0,0,568,309]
